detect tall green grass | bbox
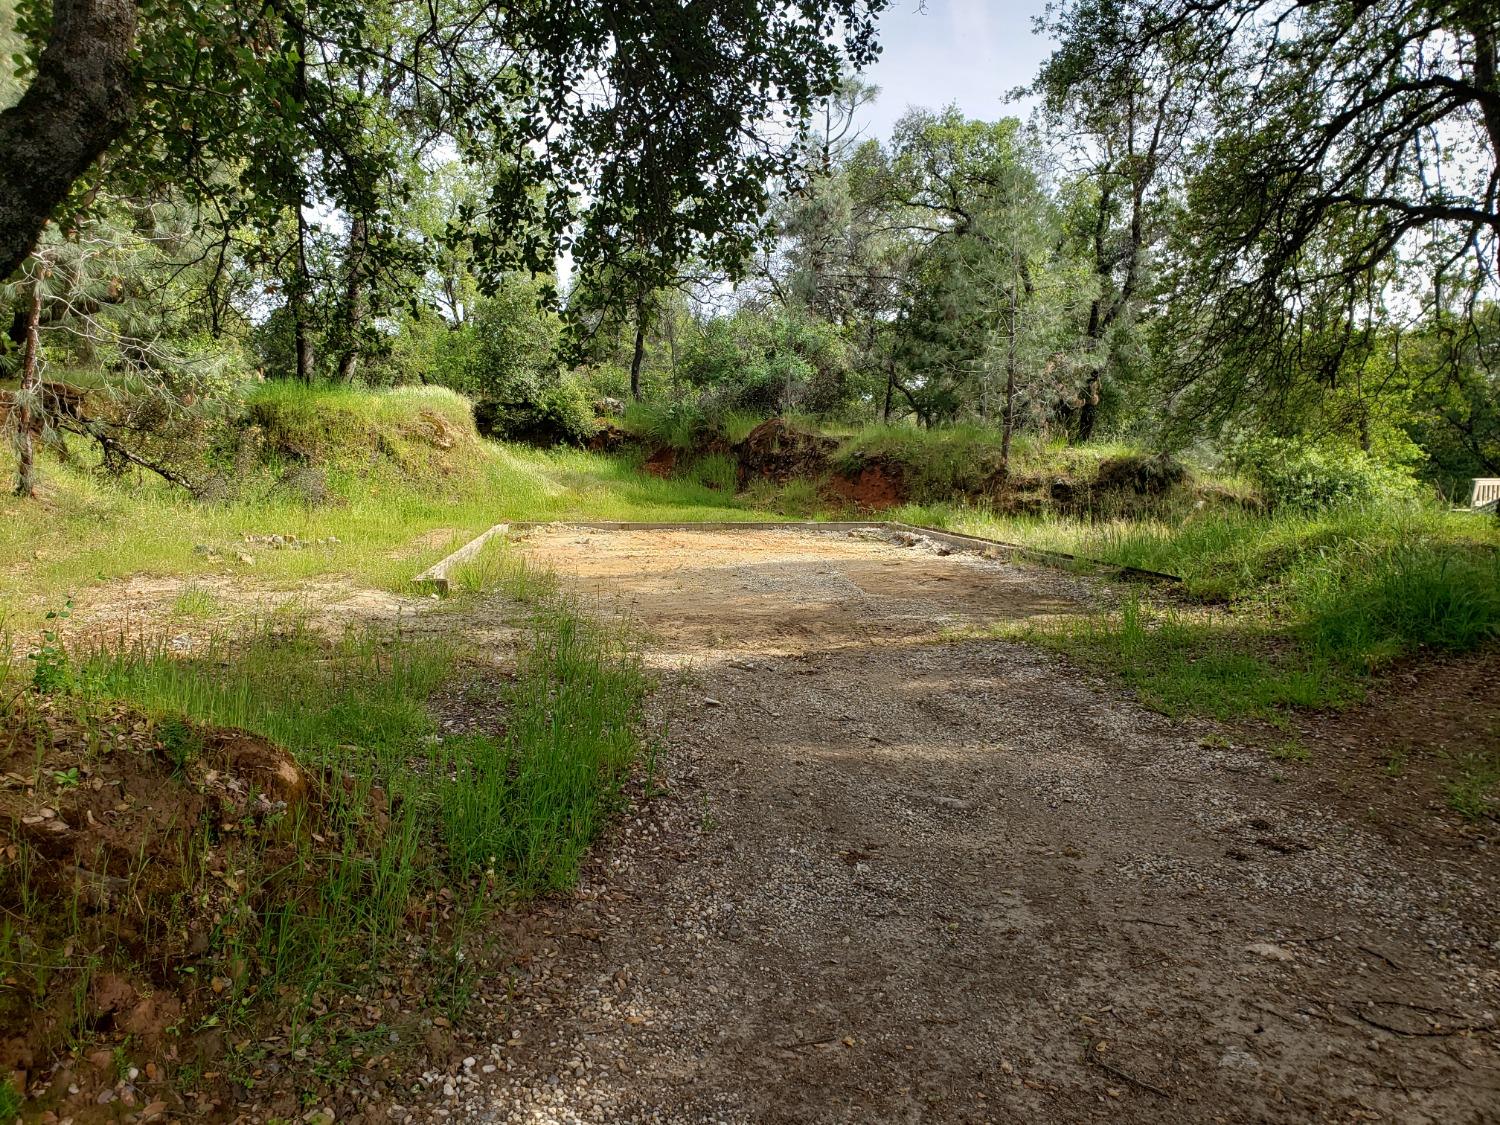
[439,608,644,889]
[439,540,648,889]
[77,622,451,984]
[54,549,649,1012]
[990,500,1500,721]
[1008,596,1361,720]
[1295,542,1500,670]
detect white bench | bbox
[1472,478,1500,511]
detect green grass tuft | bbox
[1012,596,1362,721]
[1444,750,1500,821]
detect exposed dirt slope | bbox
[408,526,1499,1124]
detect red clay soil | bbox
[588,422,634,454]
[642,448,678,478]
[827,463,905,510]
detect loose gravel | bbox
[400,526,1499,1124]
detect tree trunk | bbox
[1000,267,1018,476]
[293,205,315,383]
[882,359,896,423]
[629,300,646,401]
[1461,10,1500,277]
[1076,373,1101,443]
[12,275,44,497]
[335,216,367,383]
[0,0,137,280]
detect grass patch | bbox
[684,452,739,493]
[954,498,1499,723]
[2,546,649,1106]
[1012,597,1362,721]
[74,620,452,988]
[171,584,221,618]
[1444,750,1500,821]
[432,538,650,890]
[1270,738,1312,763]
[439,605,645,889]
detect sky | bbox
[854,0,1056,143]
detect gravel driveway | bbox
[413,526,1500,1124]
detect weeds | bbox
[0,1076,21,1119]
[1270,739,1312,763]
[172,585,220,618]
[1444,751,1500,821]
[439,542,649,890]
[987,501,1498,723]
[1,547,648,1098]
[1012,596,1361,721]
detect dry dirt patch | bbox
[406,526,1499,1124]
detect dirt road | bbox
[432,526,1500,1124]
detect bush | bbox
[474,378,597,447]
[1234,436,1417,510]
[1094,453,1188,496]
[621,399,716,451]
[677,309,853,418]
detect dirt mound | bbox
[1094,452,1188,496]
[0,704,317,1113]
[734,418,838,486]
[588,421,634,453]
[399,408,460,450]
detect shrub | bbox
[1234,436,1417,510]
[621,399,715,451]
[474,377,597,447]
[677,309,854,418]
[1093,453,1188,496]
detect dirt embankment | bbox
[638,416,1202,514]
[1,706,320,1116]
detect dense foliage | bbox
[0,0,1496,502]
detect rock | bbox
[928,795,973,811]
[236,553,255,566]
[1218,1047,1261,1070]
[1244,941,1294,962]
[703,698,723,708]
